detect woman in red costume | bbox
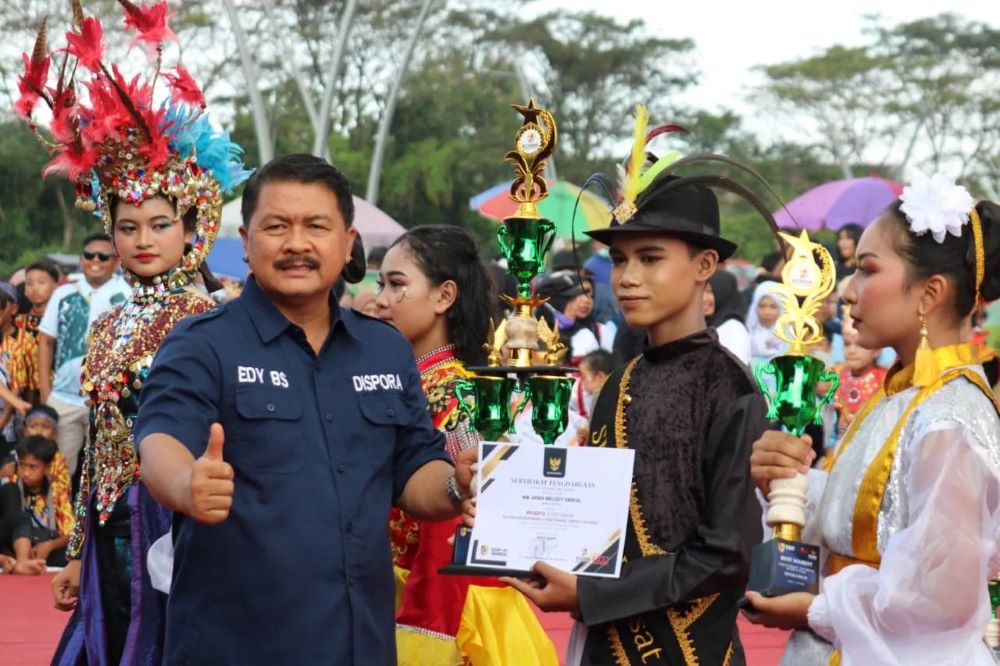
[376,225,556,665]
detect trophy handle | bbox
[496,225,512,258]
[753,361,780,420]
[540,220,556,258]
[454,379,477,423]
[812,370,840,425]
[508,382,531,435]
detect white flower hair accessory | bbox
[899,171,975,244]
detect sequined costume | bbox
[393,345,556,665]
[12,4,250,663]
[55,287,213,665]
[778,344,1000,665]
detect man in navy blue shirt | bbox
[137,154,476,665]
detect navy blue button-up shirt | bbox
[136,277,449,665]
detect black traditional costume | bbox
[571,109,784,665]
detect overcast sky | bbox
[536,1,1000,128]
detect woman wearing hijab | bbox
[705,270,751,364]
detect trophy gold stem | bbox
[773,524,802,542]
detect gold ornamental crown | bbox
[768,230,836,355]
[504,99,557,219]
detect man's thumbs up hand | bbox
[188,423,234,524]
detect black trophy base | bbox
[747,537,820,596]
[436,524,540,579]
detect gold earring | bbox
[913,313,937,387]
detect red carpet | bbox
[532,606,789,666]
[0,573,68,666]
[1,574,788,665]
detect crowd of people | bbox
[1,3,999,666]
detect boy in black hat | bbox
[503,113,772,665]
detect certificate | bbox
[465,442,635,578]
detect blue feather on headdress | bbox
[162,102,253,194]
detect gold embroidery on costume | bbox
[608,626,630,666]
[722,641,734,666]
[665,593,720,666]
[615,356,666,557]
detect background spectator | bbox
[38,234,130,478]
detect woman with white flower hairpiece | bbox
[742,171,1000,665]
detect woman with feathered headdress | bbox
[14,2,250,663]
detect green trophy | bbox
[455,376,520,441]
[754,355,839,437]
[988,579,1000,655]
[441,99,576,577]
[497,218,556,297]
[497,99,559,298]
[747,230,838,598]
[526,376,573,445]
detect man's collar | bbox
[642,328,715,364]
[240,277,358,344]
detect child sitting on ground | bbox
[0,435,73,573]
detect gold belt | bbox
[824,551,879,577]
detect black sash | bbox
[585,358,742,666]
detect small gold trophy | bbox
[747,230,839,597]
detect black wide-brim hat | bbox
[585,178,737,260]
[585,154,788,263]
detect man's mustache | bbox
[273,255,321,270]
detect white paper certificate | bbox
[466,442,635,578]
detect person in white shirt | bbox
[38,234,131,475]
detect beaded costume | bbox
[14,3,249,663]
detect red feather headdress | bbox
[14,0,250,287]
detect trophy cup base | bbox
[747,537,820,596]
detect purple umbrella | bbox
[773,176,904,230]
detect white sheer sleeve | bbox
[807,421,1000,665]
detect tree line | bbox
[0,1,997,275]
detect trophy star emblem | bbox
[512,98,543,125]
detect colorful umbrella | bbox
[470,180,611,240]
[773,176,904,231]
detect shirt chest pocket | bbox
[356,393,410,471]
[230,387,304,474]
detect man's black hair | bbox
[580,349,616,376]
[15,435,58,465]
[241,154,355,229]
[25,259,60,282]
[366,246,388,269]
[82,233,113,249]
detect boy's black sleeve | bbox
[576,393,767,626]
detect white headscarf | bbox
[746,281,788,359]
